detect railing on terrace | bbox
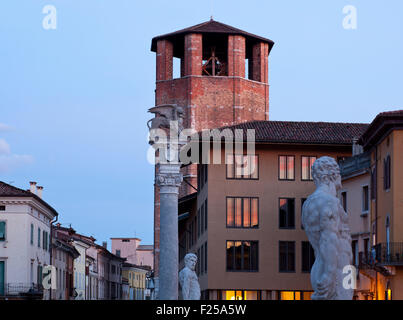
[0,283,43,297]
[374,243,403,265]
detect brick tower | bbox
[150,19,274,283]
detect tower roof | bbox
[151,19,274,54]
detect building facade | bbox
[51,228,80,300]
[178,120,368,300]
[340,151,373,299]
[111,237,153,269]
[358,110,403,300]
[0,181,57,300]
[122,262,151,300]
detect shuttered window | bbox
[0,222,5,241]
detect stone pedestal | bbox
[156,163,182,300]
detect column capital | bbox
[156,171,183,189]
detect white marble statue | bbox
[179,253,201,300]
[302,156,353,300]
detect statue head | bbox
[184,253,197,271]
[312,156,342,190]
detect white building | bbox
[0,181,58,299]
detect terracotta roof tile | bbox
[204,120,369,145]
[151,19,274,53]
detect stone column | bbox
[156,163,182,300]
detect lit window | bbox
[226,197,258,228]
[301,156,316,180]
[226,154,258,179]
[279,156,295,180]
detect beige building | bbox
[178,120,368,300]
[340,151,373,299]
[358,110,403,300]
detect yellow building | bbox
[122,263,151,300]
[358,110,403,300]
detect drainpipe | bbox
[49,214,58,300]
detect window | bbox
[226,241,258,272]
[0,206,5,211]
[301,198,307,229]
[204,242,207,273]
[279,241,295,272]
[220,290,261,300]
[37,265,43,285]
[116,250,121,257]
[122,239,130,242]
[43,230,46,250]
[226,197,258,228]
[362,186,369,212]
[301,156,316,181]
[111,265,116,274]
[198,164,208,191]
[352,240,358,266]
[197,209,201,238]
[279,156,295,180]
[364,238,369,262]
[197,247,201,276]
[38,228,41,248]
[30,224,34,245]
[278,291,313,300]
[341,192,347,212]
[279,198,295,229]
[302,241,315,272]
[0,221,5,241]
[201,244,204,274]
[370,167,377,200]
[226,154,258,179]
[384,155,391,190]
[200,203,204,235]
[204,199,208,232]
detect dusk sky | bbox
[0,1,402,247]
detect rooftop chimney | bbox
[352,138,363,156]
[37,186,43,198]
[102,241,107,249]
[29,181,37,194]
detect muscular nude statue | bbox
[302,156,353,300]
[179,253,201,300]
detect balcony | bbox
[0,283,43,299]
[374,243,403,266]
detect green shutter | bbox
[0,222,5,241]
[0,261,4,295]
[30,224,34,244]
[38,228,41,247]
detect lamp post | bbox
[148,104,184,300]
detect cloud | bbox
[0,138,33,173]
[0,139,11,155]
[0,123,13,132]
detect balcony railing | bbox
[0,283,43,298]
[374,243,403,265]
